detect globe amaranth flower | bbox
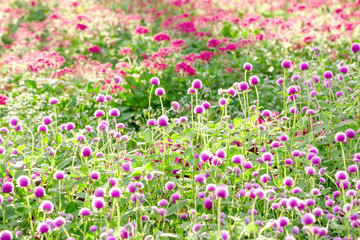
[299,62,309,71]
[249,76,259,85]
[81,146,92,158]
[194,105,205,114]
[351,42,360,53]
[218,98,227,107]
[202,101,210,110]
[243,62,252,71]
[53,171,66,180]
[281,59,291,68]
[37,223,50,234]
[157,116,169,127]
[345,129,355,139]
[40,200,55,213]
[312,47,321,55]
[38,124,48,133]
[109,108,120,117]
[49,97,59,104]
[89,171,100,180]
[165,181,175,191]
[42,116,52,125]
[155,87,165,96]
[323,71,333,79]
[192,79,203,89]
[92,197,105,210]
[216,186,229,198]
[147,119,156,126]
[1,182,14,193]
[79,208,92,216]
[34,186,46,198]
[301,213,316,225]
[150,77,160,85]
[16,175,31,188]
[335,132,347,142]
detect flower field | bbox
[1,0,360,239]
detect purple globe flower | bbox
[94,110,105,118]
[53,171,66,180]
[0,230,12,240]
[204,198,213,210]
[194,105,205,114]
[277,78,284,85]
[279,217,290,227]
[40,200,54,213]
[351,42,360,53]
[192,223,202,233]
[49,97,59,104]
[2,182,14,193]
[187,87,196,95]
[79,208,92,216]
[281,59,291,69]
[89,225,97,232]
[37,223,50,234]
[312,47,321,55]
[54,217,66,228]
[202,101,211,109]
[216,186,229,198]
[109,108,120,117]
[92,197,105,210]
[220,230,230,240]
[195,174,205,184]
[239,82,249,91]
[283,177,294,187]
[243,62,252,71]
[81,146,92,158]
[34,186,45,198]
[171,101,180,111]
[335,132,347,142]
[150,77,160,85]
[96,94,105,102]
[37,124,48,133]
[157,116,169,127]
[335,171,348,180]
[42,116,52,125]
[218,98,227,106]
[301,213,315,225]
[157,199,168,207]
[299,62,309,71]
[16,175,31,188]
[249,75,259,85]
[227,88,236,97]
[323,71,333,79]
[89,171,100,180]
[171,193,181,202]
[192,79,203,89]
[340,66,349,73]
[93,187,105,197]
[345,128,355,139]
[216,149,226,159]
[155,87,165,96]
[165,181,175,191]
[147,119,156,126]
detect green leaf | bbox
[72,176,89,187]
[245,222,258,232]
[144,162,155,172]
[143,129,152,143]
[0,163,6,178]
[131,167,143,177]
[42,136,49,146]
[24,80,37,89]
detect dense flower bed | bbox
[1,0,360,239]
